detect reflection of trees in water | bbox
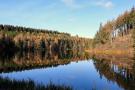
[0,50,90,73]
[0,77,72,90]
[132,50,135,85]
[93,57,135,90]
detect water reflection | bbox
[0,52,135,90]
[93,55,135,90]
[0,51,90,73]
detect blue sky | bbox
[0,0,135,38]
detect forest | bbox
[0,25,92,55]
[1,7,135,56]
[93,7,135,48]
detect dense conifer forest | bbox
[0,25,92,54]
[0,7,135,55]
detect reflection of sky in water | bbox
[0,60,123,90]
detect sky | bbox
[0,0,135,38]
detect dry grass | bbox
[86,49,133,58]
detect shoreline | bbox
[86,49,134,58]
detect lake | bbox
[0,52,135,90]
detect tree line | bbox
[93,7,135,47]
[0,24,92,54]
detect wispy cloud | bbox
[68,16,76,22]
[61,0,75,6]
[94,0,114,9]
[60,0,114,9]
[60,0,83,9]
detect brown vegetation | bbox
[92,7,135,57]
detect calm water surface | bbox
[0,52,135,90]
[0,60,124,90]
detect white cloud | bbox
[60,0,82,9]
[61,0,74,6]
[68,17,76,22]
[60,0,114,9]
[94,0,114,9]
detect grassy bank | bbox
[86,49,133,58]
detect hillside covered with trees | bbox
[92,7,135,56]
[0,25,92,55]
[1,7,135,57]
